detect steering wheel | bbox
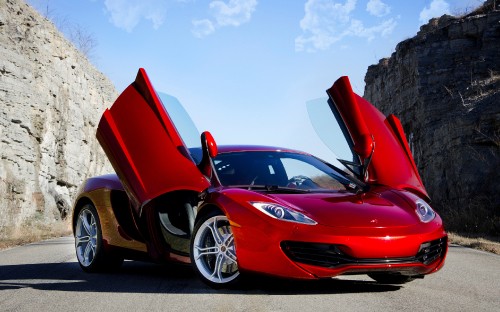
[287,175,318,188]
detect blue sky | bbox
[28,0,482,161]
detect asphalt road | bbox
[0,236,499,312]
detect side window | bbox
[306,97,360,175]
[158,92,200,149]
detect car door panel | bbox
[326,76,429,201]
[97,68,210,214]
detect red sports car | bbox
[72,68,447,288]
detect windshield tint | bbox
[214,151,352,191]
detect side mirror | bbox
[353,134,375,182]
[201,131,217,158]
[353,134,374,159]
[198,131,217,179]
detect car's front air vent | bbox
[281,241,347,267]
[416,236,448,265]
[281,236,448,268]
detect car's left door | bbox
[97,68,210,214]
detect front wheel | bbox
[190,211,240,288]
[74,203,123,272]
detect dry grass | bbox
[448,232,500,254]
[0,219,72,250]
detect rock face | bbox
[364,1,499,234]
[0,0,116,238]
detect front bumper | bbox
[231,217,447,279]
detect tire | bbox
[74,203,123,272]
[190,210,240,288]
[368,273,415,284]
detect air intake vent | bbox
[281,241,347,267]
[416,237,447,265]
[281,236,448,268]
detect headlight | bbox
[415,200,436,223]
[249,202,317,225]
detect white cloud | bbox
[366,0,390,17]
[210,0,257,26]
[192,19,216,38]
[419,0,450,24]
[192,0,258,37]
[347,18,396,40]
[295,0,356,51]
[104,0,167,32]
[295,0,396,52]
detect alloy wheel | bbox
[75,206,98,267]
[192,215,240,285]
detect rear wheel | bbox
[368,273,415,284]
[190,211,240,288]
[75,203,123,272]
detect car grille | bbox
[280,236,447,268]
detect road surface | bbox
[0,236,499,311]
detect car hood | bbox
[267,191,419,228]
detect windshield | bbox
[214,151,357,192]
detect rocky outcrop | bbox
[0,0,116,238]
[364,1,499,234]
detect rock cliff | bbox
[364,1,499,234]
[0,0,116,238]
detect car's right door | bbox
[309,76,430,201]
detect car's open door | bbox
[97,68,210,214]
[309,76,430,201]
